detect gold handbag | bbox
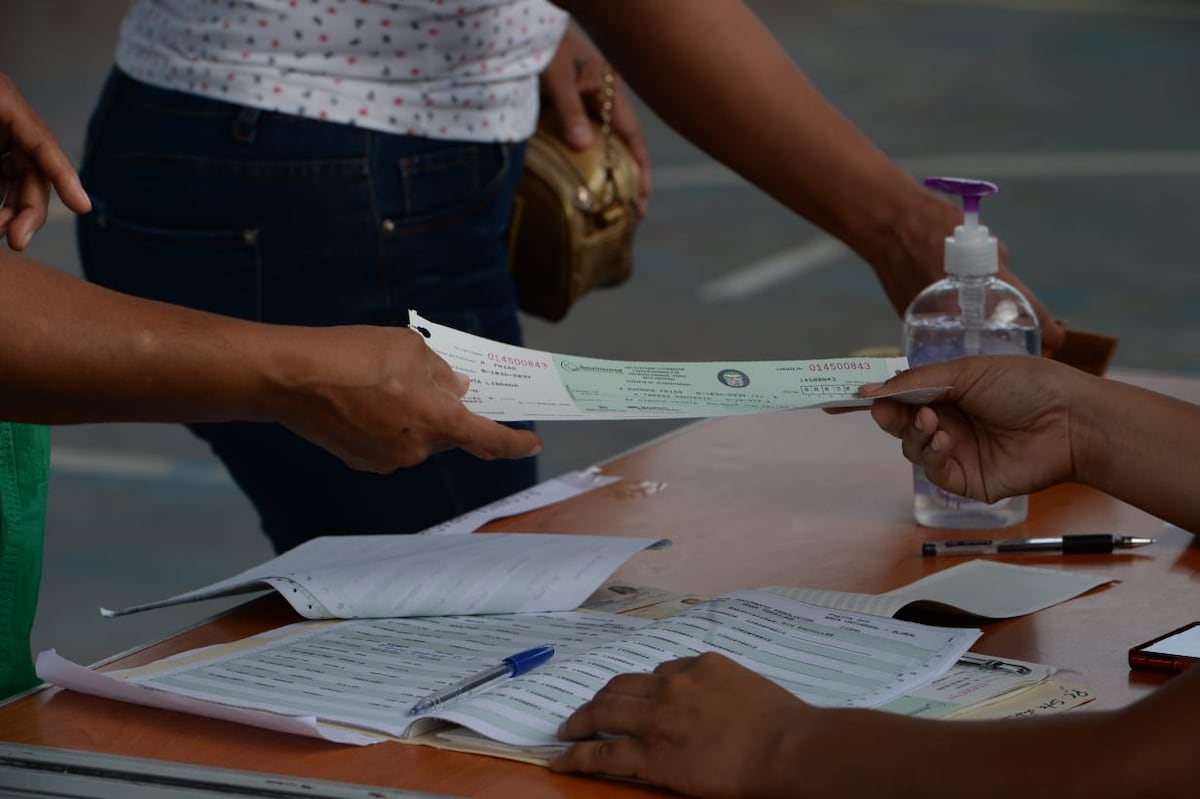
[507,72,640,322]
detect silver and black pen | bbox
[922,533,1155,557]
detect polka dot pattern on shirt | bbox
[116,0,568,141]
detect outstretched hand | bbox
[276,326,542,473]
[861,356,1092,503]
[865,190,1065,352]
[552,653,806,798]
[0,74,91,251]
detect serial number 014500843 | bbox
[808,361,873,372]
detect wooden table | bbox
[1,369,1197,798]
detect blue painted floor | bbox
[4,0,1199,666]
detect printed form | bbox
[43,590,979,748]
[102,533,669,620]
[408,311,941,421]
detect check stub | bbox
[409,310,940,421]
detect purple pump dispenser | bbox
[923,176,998,211]
[923,177,999,278]
[902,176,1039,529]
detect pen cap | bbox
[503,645,555,677]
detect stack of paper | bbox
[41,589,979,749]
[40,542,1104,764]
[100,532,670,620]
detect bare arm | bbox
[0,249,542,471]
[778,660,1200,799]
[1069,375,1200,534]
[553,0,1063,349]
[554,652,1200,798]
[0,72,540,471]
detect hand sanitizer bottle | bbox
[902,177,1040,528]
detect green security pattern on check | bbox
[552,356,903,417]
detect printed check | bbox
[409,310,943,421]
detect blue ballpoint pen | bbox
[407,645,555,717]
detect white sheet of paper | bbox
[768,559,1114,619]
[409,310,943,420]
[417,469,621,536]
[35,650,382,745]
[101,533,668,619]
[54,591,978,749]
[39,613,648,747]
[428,591,979,746]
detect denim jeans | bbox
[77,70,536,553]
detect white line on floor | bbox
[51,446,231,485]
[690,150,1200,303]
[699,239,849,304]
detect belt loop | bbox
[231,107,261,143]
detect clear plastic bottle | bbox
[902,177,1040,528]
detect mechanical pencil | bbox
[408,645,555,717]
[922,533,1155,557]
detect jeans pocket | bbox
[389,141,513,233]
[79,205,263,321]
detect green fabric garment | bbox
[0,422,49,699]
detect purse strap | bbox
[598,69,627,215]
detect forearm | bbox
[775,670,1200,799]
[1071,376,1200,533]
[0,251,298,424]
[557,0,955,266]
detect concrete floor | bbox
[4,0,1199,667]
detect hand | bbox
[539,23,651,216]
[0,74,91,251]
[275,326,541,473]
[994,248,1066,353]
[861,355,1092,503]
[866,191,1065,352]
[551,653,805,798]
